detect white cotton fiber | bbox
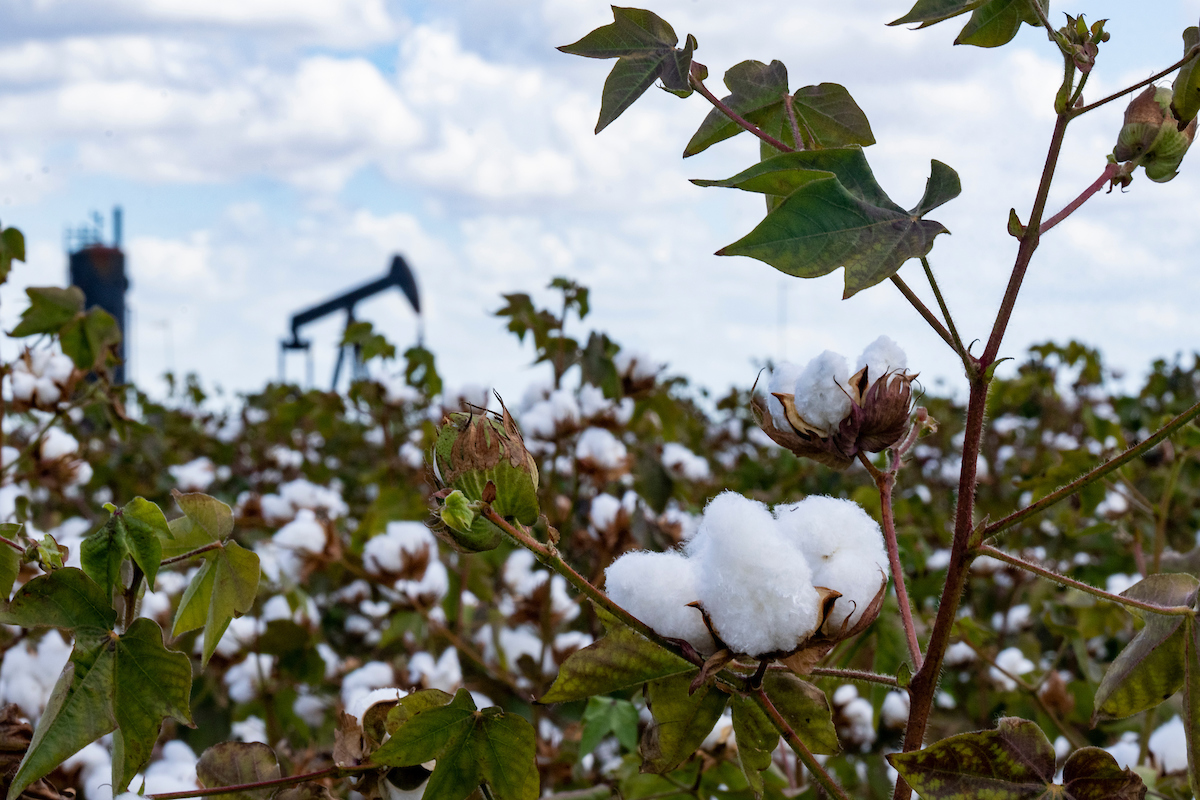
[774,496,889,632]
[688,492,820,655]
[273,509,327,555]
[767,361,803,429]
[792,352,852,435]
[1149,715,1188,773]
[661,443,711,482]
[605,549,715,654]
[856,336,908,382]
[576,427,627,469]
[39,428,79,461]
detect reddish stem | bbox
[688,65,793,154]
[1039,162,1121,234]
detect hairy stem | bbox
[976,544,1196,616]
[0,533,23,553]
[985,395,1200,537]
[920,257,973,375]
[807,666,900,688]
[689,66,794,153]
[147,765,374,799]
[1039,162,1120,234]
[890,274,956,351]
[160,540,225,566]
[753,688,851,800]
[860,453,922,669]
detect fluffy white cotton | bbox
[168,457,216,491]
[881,691,910,729]
[774,496,889,632]
[64,741,112,800]
[140,740,200,796]
[224,654,275,703]
[590,493,623,531]
[661,442,711,481]
[605,550,716,654]
[273,509,327,554]
[363,521,435,575]
[944,641,977,666]
[833,686,877,751]
[576,427,627,469]
[856,336,908,382]
[279,478,349,519]
[1149,715,1188,773]
[615,350,662,382]
[766,361,803,430]
[347,687,407,723]
[39,428,79,461]
[341,661,396,708]
[1106,731,1140,770]
[408,648,462,693]
[395,559,450,604]
[689,492,820,655]
[990,647,1035,691]
[522,389,580,439]
[792,351,852,435]
[231,716,268,744]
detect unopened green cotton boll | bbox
[433,405,539,525]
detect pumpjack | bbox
[279,255,420,389]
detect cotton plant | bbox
[7,346,76,411]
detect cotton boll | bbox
[793,352,852,435]
[1149,715,1187,773]
[0,630,72,720]
[39,428,79,461]
[661,443,711,482]
[347,687,407,723]
[10,371,35,403]
[881,691,909,729]
[293,691,329,728]
[689,492,820,655]
[766,361,803,430]
[231,716,268,744]
[989,647,1034,691]
[224,654,275,703]
[944,641,976,666]
[838,696,877,751]
[856,336,908,382]
[590,493,623,531]
[605,550,716,654]
[341,661,396,708]
[408,648,462,693]
[168,457,216,492]
[142,741,199,795]
[576,427,627,469]
[774,496,888,633]
[273,509,327,555]
[1106,732,1140,770]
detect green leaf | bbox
[0,227,25,284]
[888,717,1055,799]
[911,160,963,216]
[890,0,988,28]
[640,671,729,774]
[372,690,538,800]
[713,154,953,298]
[82,498,166,603]
[580,696,640,755]
[540,619,693,703]
[1093,573,1200,722]
[1183,617,1200,798]
[196,742,281,800]
[112,619,194,790]
[1171,27,1200,125]
[59,307,121,372]
[789,83,876,150]
[371,689,478,768]
[10,287,84,338]
[761,672,839,756]
[955,0,1045,48]
[596,54,669,133]
[386,688,456,734]
[558,7,678,58]
[173,491,235,544]
[8,631,118,800]
[0,568,117,630]
[684,60,789,157]
[171,540,260,666]
[658,33,696,98]
[693,147,901,209]
[1060,747,1149,800]
[730,695,777,795]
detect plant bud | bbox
[435,489,503,553]
[1112,85,1198,182]
[1171,26,1200,126]
[432,401,540,526]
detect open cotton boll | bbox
[766,361,803,429]
[39,427,79,461]
[605,550,716,654]
[273,509,327,554]
[576,427,628,469]
[661,442,711,482]
[774,496,888,632]
[689,492,820,655]
[856,335,907,382]
[1148,715,1188,773]
[793,352,852,435]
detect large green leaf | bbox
[640,671,729,774]
[10,287,84,338]
[59,307,121,372]
[112,618,194,790]
[912,160,963,216]
[1093,573,1199,722]
[712,155,955,298]
[0,227,25,284]
[196,742,281,800]
[540,620,693,703]
[789,84,876,151]
[0,568,116,630]
[955,0,1046,48]
[890,0,988,28]
[889,718,1144,800]
[82,498,168,602]
[171,540,260,666]
[580,696,640,755]
[371,690,538,800]
[558,7,696,133]
[761,672,839,756]
[730,695,777,795]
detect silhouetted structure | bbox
[280,254,421,389]
[67,207,128,383]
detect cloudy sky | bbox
[2,0,1199,402]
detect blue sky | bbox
[2,0,1200,401]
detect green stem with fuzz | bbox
[753,687,852,800]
